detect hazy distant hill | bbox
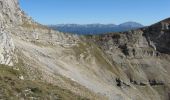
[119,22,144,28]
[49,22,144,35]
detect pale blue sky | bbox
[19,0,170,25]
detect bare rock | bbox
[0,32,15,66]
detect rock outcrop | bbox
[89,18,170,100]
[0,0,20,66]
[0,0,23,27]
[0,31,15,66]
[145,18,170,54]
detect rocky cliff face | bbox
[0,0,20,66]
[145,18,170,54]
[0,31,15,66]
[89,18,170,99]
[0,0,170,100]
[0,0,23,27]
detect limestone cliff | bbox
[0,0,20,66]
[0,0,170,100]
[89,18,170,99]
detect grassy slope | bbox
[0,64,89,100]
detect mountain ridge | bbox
[49,22,144,35]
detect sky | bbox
[19,0,170,25]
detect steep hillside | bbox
[0,0,106,99]
[0,0,170,100]
[89,18,170,100]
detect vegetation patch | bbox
[0,64,89,100]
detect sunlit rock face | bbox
[0,0,21,26]
[0,0,20,66]
[0,0,32,66]
[0,32,15,66]
[90,18,170,100]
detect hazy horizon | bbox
[20,0,170,26]
[47,21,144,26]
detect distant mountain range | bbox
[49,22,144,35]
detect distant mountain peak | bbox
[49,22,144,35]
[119,21,144,28]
